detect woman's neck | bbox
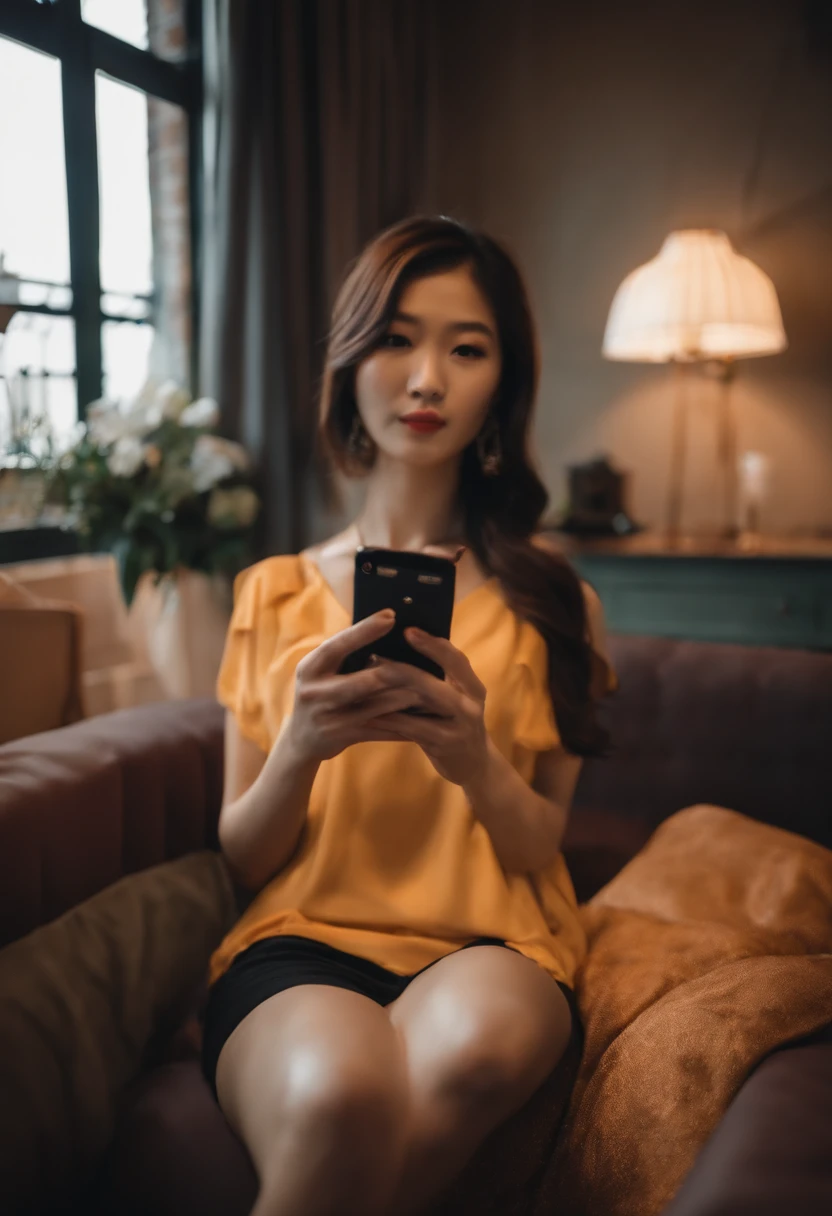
[355,479,464,552]
[355,459,465,551]
[353,515,466,551]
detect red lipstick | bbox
[400,409,446,433]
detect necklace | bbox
[353,521,467,565]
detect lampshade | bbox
[602,230,787,362]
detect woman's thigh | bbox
[214,983,411,1181]
[385,944,573,1117]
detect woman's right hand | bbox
[284,610,422,763]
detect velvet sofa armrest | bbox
[0,698,226,948]
[660,1025,832,1215]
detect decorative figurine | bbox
[556,455,642,537]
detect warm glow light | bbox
[602,230,787,362]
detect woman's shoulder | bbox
[231,528,354,619]
[235,552,306,595]
[229,553,309,630]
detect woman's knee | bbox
[285,1056,409,1152]
[439,997,572,1108]
[255,1039,412,1209]
[391,966,573,1113]
[216,985,411,1168]
[281,1000,410,1132]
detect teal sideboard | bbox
[547,532,832,651]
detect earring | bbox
[347,412,373,460]
[476,414,502,477]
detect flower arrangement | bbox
[45,380,261,604]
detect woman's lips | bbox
[400,417,446,433]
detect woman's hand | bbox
[366,627,490,786]
[285,611,429,764]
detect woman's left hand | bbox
[367,627,490,786]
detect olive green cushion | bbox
[0,851,236,1215]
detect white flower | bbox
[207,486,260,529]
[179,396,220,429]
[86,399,128,446]
[100,377,166,438]
[155,380,192,422]
[107,436,145,478]
[122,396,163,437]
[190,434,250,492]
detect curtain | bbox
[199,0,438,555]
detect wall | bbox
[425,0,832,536]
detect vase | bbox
[128,568,233,700]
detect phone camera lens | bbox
[361,561,373,574]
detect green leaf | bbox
[138,513,181,573]
[113,537,157,606]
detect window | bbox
[0,36,74,456]
[0,0,199,459]
[81,0,149,50]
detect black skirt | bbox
[201,933,582,1101]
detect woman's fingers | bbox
[305,660,417,710]
[360,653,458,716]
[303,609,396,676]
[348,722,409,744]
[349,686,425,719]
[403,628,486,702]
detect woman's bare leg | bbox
[382,945,573,1216]
[214,983,412,1216]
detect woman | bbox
[201,214,616,1216]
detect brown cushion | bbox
[0,850,236,1215]
[0,572,85,743]
[536,806,832,1216]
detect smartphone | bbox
[337,546,456,714]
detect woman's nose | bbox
[407,349,445,401]
[408,357,445,401]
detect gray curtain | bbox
[199,0,438,554]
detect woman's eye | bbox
[380,333,486,359]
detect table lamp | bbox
[602,229,787,542]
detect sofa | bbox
[1,632,830,1216]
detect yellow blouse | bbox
[208,553,615,990]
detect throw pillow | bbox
[0,850,237,1216]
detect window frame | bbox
[0,0,203,418]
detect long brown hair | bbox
[317,215,611,757]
